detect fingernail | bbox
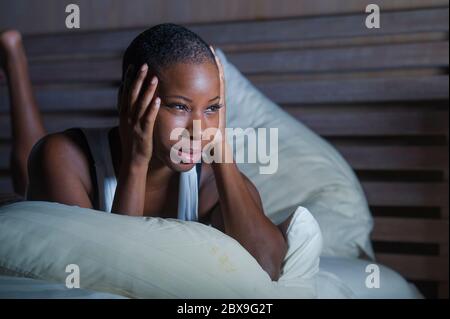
[155,97,161,105]
[151,76,157,84]
[141,64,148,72]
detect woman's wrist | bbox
[120,154,149,176]
[211,140,234,168]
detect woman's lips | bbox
[177,148,202,163]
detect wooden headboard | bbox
[0,7,448,298]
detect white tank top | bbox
[78,127,200,221]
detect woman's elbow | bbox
[260,236,288,281]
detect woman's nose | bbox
[185,115,203,140]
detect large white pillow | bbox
[0,201,321,299]
[217,49,374,259]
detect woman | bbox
[0,24,292,281]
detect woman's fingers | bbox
[128,63,148,116]
[142,95,161,133]
[134,75,158,122]
[210,45,227,140]
[210,46,225,105]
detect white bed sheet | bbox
[0,275,126,299]
[317,256,423,299]
[0,257,422,299]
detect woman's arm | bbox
[208,47,287,281]
[110,159,149,216]
[211,143,287,281]
[111,63,161,216]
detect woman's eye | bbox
[205,104,222,113]
[167,104,188,111]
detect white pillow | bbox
[0,201,321,299]
[217,49,374,259]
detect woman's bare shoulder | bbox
[27,128,94,197]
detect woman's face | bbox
[152,61,221,172]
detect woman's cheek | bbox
[157,112,187,148]
[152,112,172,152]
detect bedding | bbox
[0,201,330,299]
[318,256,423,299]
[0,275,127,299]
[0,201,421,299]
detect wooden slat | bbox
[0,114,118,139]
[23,29,138,58]
[229,42,449,75]
[1,76,448,113]
[334,145,449,171]
[376,253,449,281]
[0,145,9,170]
[372,217,449,243]
[4,0,449,36]
[287,108,449,136]
[193,8,450,45]
[249,68,446,83]
[21,8,449,58]
[24,58,121,84]
[1,42,446,85]
[0,86,118,112]
[362,181,449,207]
[0,177,13,193]
[256,75,449,104]
[219,32,448,53]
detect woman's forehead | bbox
[158,62,219,99]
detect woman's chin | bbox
[162,149,202,172]
[172,161,197,172]
[163,156,197,172]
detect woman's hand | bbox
[118,63,161,168]
[210,47,226,143]
[209,46,232,163]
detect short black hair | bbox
[122,23,215,81]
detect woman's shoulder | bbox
[29,128,91,163]
[27,128,95,194]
